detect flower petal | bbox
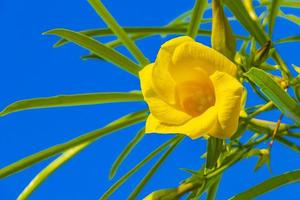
[151,36,193,104]
[171,41,237,78]
[145,106,223,139]
[139,64,192,125]
[210,71,243,138]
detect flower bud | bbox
[143,189,177,200]
[211,0,236,60]
[253,40,271,66]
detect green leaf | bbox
[230,169,300,200]
[276,35,300,44]
[292,64,300,74]
[223,0,292,79]
[259,0,300,8]
[87,0,149,66]
[54,26,248,48]
[245,68,300,125]
[268,0,283,36]
[18,142,90,200]
[0,109,147,179]
[253,149,271,172]
[109,127,145,179]
[0,92,143,117]
[100,135,181,200]
[276,135,300,153]
[224,0,268,45]
[280,1,300,7]
[278,10,300,25]
[187,0,208,38]
[128,135,184,199]
[44,29,141,76]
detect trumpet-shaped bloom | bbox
[139,36,243,139]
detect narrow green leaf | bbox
[187,0,208,38]
[0,92,143,117]
[0,110,147,179]
[276,135,300,153]
[223,0,292,79]
[260,1,300,8]
[230,169,300,200]
[109,127,145,179]
[224,0,268,45]
[128,135,184,199]
[276,35,300,44]
[18,142,90,200]
[268,0,283,36]
[280,1,300,7]
[278,10,300,25]
[100,135,181,200]
[87,0,149,66]
[54,27,248,47]
[245,68,300,125]
[44,29,141,76]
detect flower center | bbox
[175,80,215,117]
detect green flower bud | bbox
[211,0,236,60]
[253,40,271,66]
[143,189,178,200]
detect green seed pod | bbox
[211,0,236,60]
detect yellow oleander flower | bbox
[139,36,243,139]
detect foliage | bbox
[1,0,300,199]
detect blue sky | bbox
[0,0,300,199]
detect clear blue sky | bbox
[0,0,299,199]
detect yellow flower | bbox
[139,36,243,139]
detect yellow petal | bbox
[160,36,193,53]
[171,41,237,78]
[145,106,222,139]
[210,71,243,138]
[151,36,193,104]
[139,64,191,125]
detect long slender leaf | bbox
[187,0,208,38]
[17,142,90,200]
[260,1,300,8]
[276,135,300,153]
[268,0,283,36]
[55,27,248,47]
[44,29,141,76]
[0,110,148,179]
[87,0,149,66]
[128,135,184,199]
[230,169,300,200]
[99,135,181,200]
[245,68,300,125]
[276,35,300,44]
[224,0,268,45]
[0,92,143,117]
[223,0,292,79]
[109,127,145,179]
[278,10,300,25]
